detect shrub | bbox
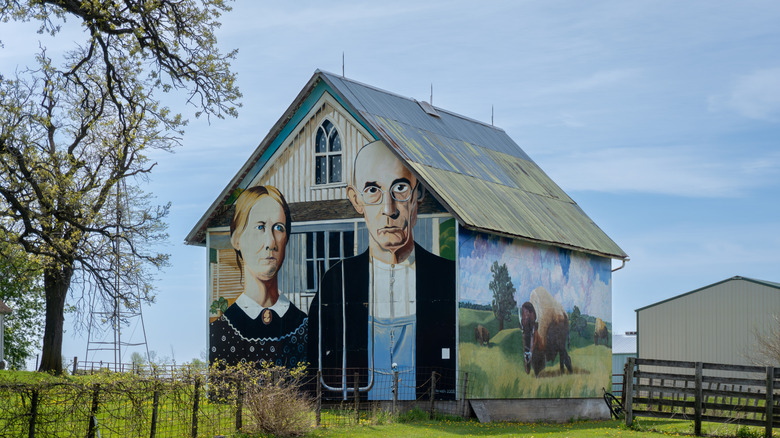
[223,362,313,437]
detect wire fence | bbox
[0,364,469,437]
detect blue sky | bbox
[2,0,779,365]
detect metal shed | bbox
[636,276,780,367]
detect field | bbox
[459,308,611,398]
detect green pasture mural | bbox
[458,228,612,398]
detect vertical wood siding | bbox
[253,99,372,202]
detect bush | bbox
[211,361,313,437]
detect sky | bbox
[1,0,779,366]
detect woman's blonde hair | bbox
[230,185,291,266]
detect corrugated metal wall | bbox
[638,278,780,367]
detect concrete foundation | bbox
[468,398,610,423]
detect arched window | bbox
[314,120,342,184]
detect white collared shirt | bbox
[234,292,290,320]
[370,249,416,319]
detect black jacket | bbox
[307,243,456,399]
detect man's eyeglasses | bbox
[360,182,418,205]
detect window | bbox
[304,230,355,291]
[315,120,342,184]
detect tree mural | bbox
[569,305,588,337]
[490,261,517,331]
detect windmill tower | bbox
[84,180,151,371]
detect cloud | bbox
[711,67,780,122]
[533,69,640,97]
[541,147,780,198]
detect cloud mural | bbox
[458,228,611,323]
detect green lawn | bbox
[308,417,776,438]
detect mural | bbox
[307,140,457,400]
[209,185,308,368]
[458,228,612,398]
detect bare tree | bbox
[0,0,240,373]
[746,314,780,367]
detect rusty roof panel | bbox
[408,163,627,259]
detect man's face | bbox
[231,196,288,282]
[349,143,419,256]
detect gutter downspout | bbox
[612,258,629,273]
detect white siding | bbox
[251,93,373,203]
[638,278,780,367]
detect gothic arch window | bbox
[314,119,342,184]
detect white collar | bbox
[372,248,416,270]
[234,292,290,320]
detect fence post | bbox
[315,370,322,426]
[191,377,200,438]
[766,367,774,438]
[28,389,39,438]
[694,362,702,436]
[429,371,437,419]
[353,372,359,424]
[87,383,100,438]
[235,380,243,431]
[72,356,78,375]
[392,370,399,415]
[460,372,469,417]
[150,388,160,438]
[621,361,628,403]
[624,357,635,427]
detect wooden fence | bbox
[624,357,779,437]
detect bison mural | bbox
[475,324,489,346]
[594,317,608,346]
[520,287,573,376]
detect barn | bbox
[611,331,636,392]
[0,299,11,369]
[186,70,627,420]
[636,276,780,367]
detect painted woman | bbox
[209,185,307,368]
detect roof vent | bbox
[416,99,440,118]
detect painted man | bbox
[308,140,456,400]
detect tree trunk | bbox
[499,318,504,332]
[39,264,73,374]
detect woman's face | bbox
[232,196,288,282]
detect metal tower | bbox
[84,180,151,370]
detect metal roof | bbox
[321,72,626,259]
[186,70,627,259]
[635,276,780,312]
[612,333,637,355]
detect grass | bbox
[308,416,778,438]
[458,308,611,398]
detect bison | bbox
[474,324,489,346]
[520,287,573,376]
[594,317,608,346]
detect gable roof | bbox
[186,70,627,260]
[0,299,11,315]
[635,276,780,312]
